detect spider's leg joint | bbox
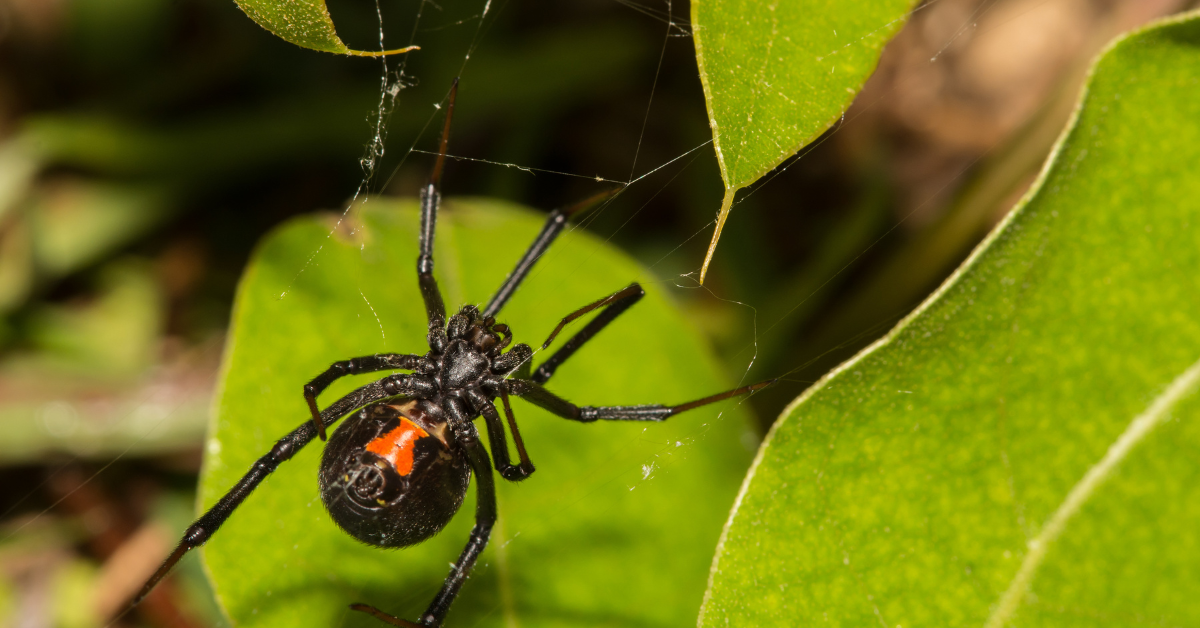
[499,464,535,480]
[269,438,298,462]
[428,328,448,353]
[417,254,434,275]
[447,312,471,339]
[183,523,210,547]
[492,343,532,374]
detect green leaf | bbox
[233,0,417,57]
[202,198,758,627]
[700,11,1200,626]
[691,0,915,281]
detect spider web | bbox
[270,1,774,622]
[3,0,1169,625]
[302,1,765,439]
[289,1,1179,623]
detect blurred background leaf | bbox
[702,11,1200,626]
[0,0,1195,626]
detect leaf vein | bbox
[984,355,1200,628]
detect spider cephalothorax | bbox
[131,81,770,628]
[428,305,532,396]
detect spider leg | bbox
[124,374,426,615]
[498,388,534,474]
[304,354,423,440]
[531,283,644,384]
[417,80,458,338]
[467,388,534,481]
[482,186,624,319]
[351,415,497,628]
[505,378,774,422]
[348,604,423,628]
[421,419,496,627]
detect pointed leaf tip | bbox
[691,0,915,279]
[698,188,736,285]
[235,0,420,57]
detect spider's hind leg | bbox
[125,376,425,619]
[351,415,498,628]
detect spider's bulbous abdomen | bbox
[318,401,470,548]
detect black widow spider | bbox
[127,81,771,627]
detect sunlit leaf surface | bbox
[702,12,1200,627]
[234,0,417,56]
[690,0,914,281]
[202,198,757,627]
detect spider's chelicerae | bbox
[129,81,770,628]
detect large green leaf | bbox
[691,0,915,281]
[234,0,417,57]
[701,11,1200,627]
[201,198,757,627]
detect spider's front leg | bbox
[416,81,457,341]
[482,186,625,318]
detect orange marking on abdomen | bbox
[365,418,430,476]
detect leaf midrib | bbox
[983,356,1200,627]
